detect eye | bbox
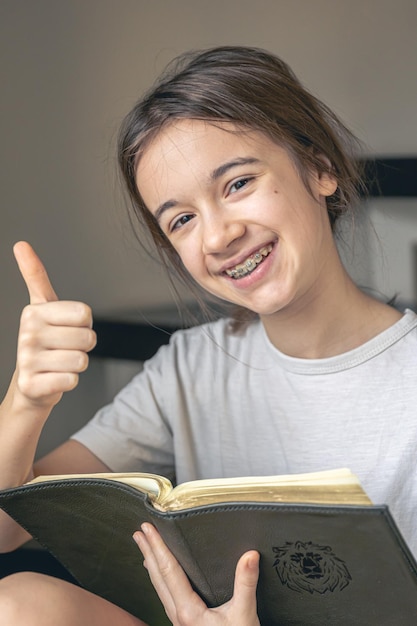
[170,213,194,232]
[228,177,253,194]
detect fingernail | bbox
[248,551,260,570]
[132,531,141,545]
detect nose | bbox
[201,210,245,255]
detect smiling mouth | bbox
[225,244,273,279]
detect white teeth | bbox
[226,245,273,279]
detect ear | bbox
[317,169,338,197]
[312,154,338,198]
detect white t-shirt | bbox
[72,309,417,554]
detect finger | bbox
[133,529,178,620]
[19,324,96,352]
[134,525,206,622]
[140,524,197,594]
[19,349,90,374]
[13,241,58,304]
[18,372,79,400]
[232,551,260,612]
[20,301,95,331]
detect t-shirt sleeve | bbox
[70,342,176,480]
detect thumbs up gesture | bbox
[13,242,97,409]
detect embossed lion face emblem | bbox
[272,541,351,594]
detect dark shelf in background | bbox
[92,319,176,361]
[361,157,417,197]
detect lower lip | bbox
[223,243,277,289]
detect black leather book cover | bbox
[1,478,417,625]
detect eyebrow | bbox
[153,199,178,224]
[210,156,261,181]
[153,156,261,223]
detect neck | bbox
[260,267,402,359]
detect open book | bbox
[27,467,372,511]
[1,468,417,625]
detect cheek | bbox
[174,243,203,276]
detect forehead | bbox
[136,120,264,179]
[136,119,278,206]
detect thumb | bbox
[232,551,260,612]
[13,241,58,304]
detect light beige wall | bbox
[1,0,416,450]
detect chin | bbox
[251,297,297,318]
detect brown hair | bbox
[118,46,365,327]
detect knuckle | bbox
[77,352,89,372]
[17,331,37,354]
[159,561,173,579]
[16,350,33,372]
[45,373,78,395]
[66,372,79,390]
[76,302,93,325]
[175,604,195,625]
[79,329,94,352]
[87,329,97,351]
[20,305,38,327]
[44,373,78,395]
[17,373,33,397]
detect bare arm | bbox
[34,439,111,476]
[0,242,100,551]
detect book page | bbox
[26,468,371,512]
[27,472,173,502]
[158,468,372,511]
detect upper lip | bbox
[217,240,276,274]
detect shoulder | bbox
[390,308,417,359]
[390,308,417,347]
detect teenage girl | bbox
[0,46,416,626]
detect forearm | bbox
[0,372,53,551]
[0,371,52,488]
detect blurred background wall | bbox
[1,0,416,455]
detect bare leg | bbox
[0,572,149,626]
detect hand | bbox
[133,524,260,626]
[13,242,96,409]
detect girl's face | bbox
[136,120,338,319]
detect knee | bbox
[0,572,52,625]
